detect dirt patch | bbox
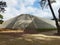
[0,28,58,37]
[0,28,24,37]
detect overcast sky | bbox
[0,0,60,21]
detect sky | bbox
[0,0,60,21]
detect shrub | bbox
[36,28,57,32]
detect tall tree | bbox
[40,0,60,34]
[0,1,7,24]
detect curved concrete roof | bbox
[0,14,56,29]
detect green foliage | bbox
[36,28,57,32]
[0,1,7,24]
[0,14,3,24]
[0,20,3,24]
[0,14,3,19]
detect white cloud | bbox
[1,0,60,21]
[2,0,36,20]
[52,0,60,18]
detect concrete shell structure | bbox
[0,14,56,30]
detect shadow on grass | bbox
[0,34,60,45]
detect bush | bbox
[0,20,4,24]
[36,28,57,32]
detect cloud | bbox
[2,0,36,20]
[1,0,60,21]
[52,0,60,18]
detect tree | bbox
[0,1,7,24]
[0,14,3,24]
[58,8,60,21]
[0,14,3,19]
[40,0,60,35]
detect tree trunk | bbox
[48,0,60,34]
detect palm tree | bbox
[40,0,60,34]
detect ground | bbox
[0,28,60,45]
